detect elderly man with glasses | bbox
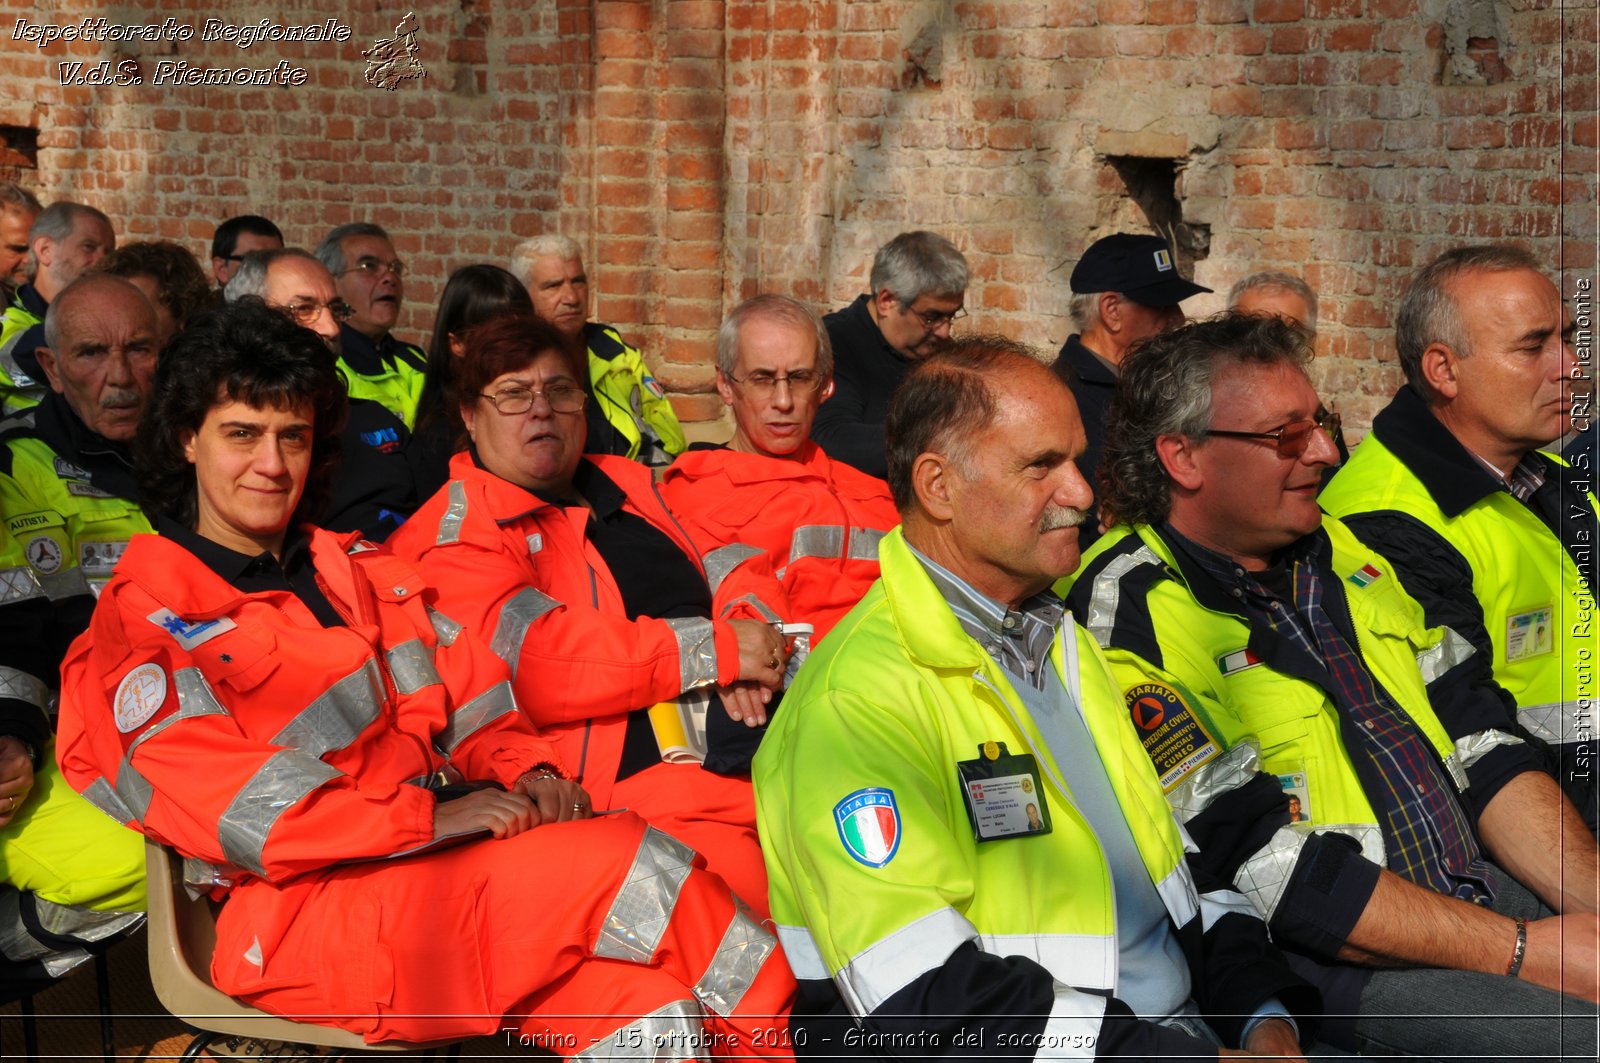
[315,221,428,428]
[1063,313,1598,1060]
[662,295,899,651]
[812,230,969,480]
[225,248,427,540]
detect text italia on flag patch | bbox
[1347,563,1383,588]
[834,788,901,867]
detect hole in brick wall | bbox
[1105,155,1210,271]
[0,126,39,173]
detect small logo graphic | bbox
[1347,563,1383,588]
[52,456,92,480]
[146,609,236,650]
[834,788,901,868]
[363,12,427,91]
[114,663,167,733]
[361,426,402,453]
[24,535,62,574]
[1153,249,1174,272]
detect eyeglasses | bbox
[1207,408,1342,458]
[275,298,354,327]
[905,303,967,330]
[480,384,587,415]
[726,369,826,397]
[341,256,406,279]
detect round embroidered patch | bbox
[114,663,167,733]
[25,535,62,574]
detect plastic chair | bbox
[143,840,458,1059]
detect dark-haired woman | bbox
[55,299,796,1052]
[412,264,534,498]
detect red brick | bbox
[1098,0,1149,24]
[1212,85,1264,115]
[1253,0,1305,22]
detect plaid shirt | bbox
[908,545,1063,692]
[1164,524,1495,904]
[1465,448,1547,503]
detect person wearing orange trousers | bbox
[660,295,900,647]
[385,314,790,919]
[55,300,796,1055]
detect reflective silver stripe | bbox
[774,923,831,981]
[693,900,776,1016]
[1236,823,1383,920]
[1455,728,1526,770]
[183,856,237,891]
[1415,626,1476,685]
[1039,991,1107,1060]
[435,480,469,545]
[1151,862,1200,929]
[1441,751,1469,791]
[436,680,515,754]
[386,639,441,695]
[702,543,763,593]
[979,932,1115,992]
[789,524,845,562]
[427,605,462,647]
[112,759,154,823]
[173,667,231,723]
[33,897,143,943]
[1084,545,1164,648]
[37,566,90,602]
[271,660,384,758]
[0,665,46,711]
[1520,701,1590,745]
[217,749,341,877]
[1198,887,1260,933]
[0,889,87,977]
[837,906,977,1016]
[595,827,696,964]
[489,586,561,677]
[1165,740,1260,820]
[572,1000,705,1062]
[847,526,886,561]
[0,564,43,605]
[80,777,135,825]
[345,540,378,554]
[664,616,718,691]
[723,591,782,625]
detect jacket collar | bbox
[879,527,1006,672]
[1057,334,1119,387]
[121,525,364,619]
[32,391,139,500]
[447,449,645,525]
[1369,385,1535,518]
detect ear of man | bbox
[911,450,958,523]
[33,346,63,392]
[1155,433,1204,492]
[1419,342,1463,401]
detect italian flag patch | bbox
[834,788,901,868]
[1348,563,1383,588]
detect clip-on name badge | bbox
[957,740,1052,841]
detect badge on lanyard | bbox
[956,741,1052,841]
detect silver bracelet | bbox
[1506,917,1528,978]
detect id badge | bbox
[956,741,1052,841]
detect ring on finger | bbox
[572,801,585,814]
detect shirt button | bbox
[1231,588,1244,598]
[1365,721,1377,730]
[1023,659,1035,672]
[1002,615,1019,630]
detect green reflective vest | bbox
[0,298,45,415]
[1065,518,1473,898]
[0,436,151,601]
[754,527,1200,1017]
[587,325,686,466]
[337,341,428,429]
[1322,434,1597,748]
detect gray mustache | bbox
[1039,507,1089,532]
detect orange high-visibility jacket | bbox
[57,528,558,886]
[661,442,900,644]
[385,452,790,808]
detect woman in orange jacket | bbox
[56,300,795,1055]
[386,315,790,917]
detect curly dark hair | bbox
[100,241,214,334]
[1101,312,1314,527]
[136,297,348,531]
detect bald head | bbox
[38,274,159,442]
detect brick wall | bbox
[1,0,1593,435]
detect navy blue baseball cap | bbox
[1069,233,1212,306]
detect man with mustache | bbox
[0,273,155,987]
[1066,313,1597,1059]
[315,222,428,428]
[0,183,41,305]
[755,337,1316,1059]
